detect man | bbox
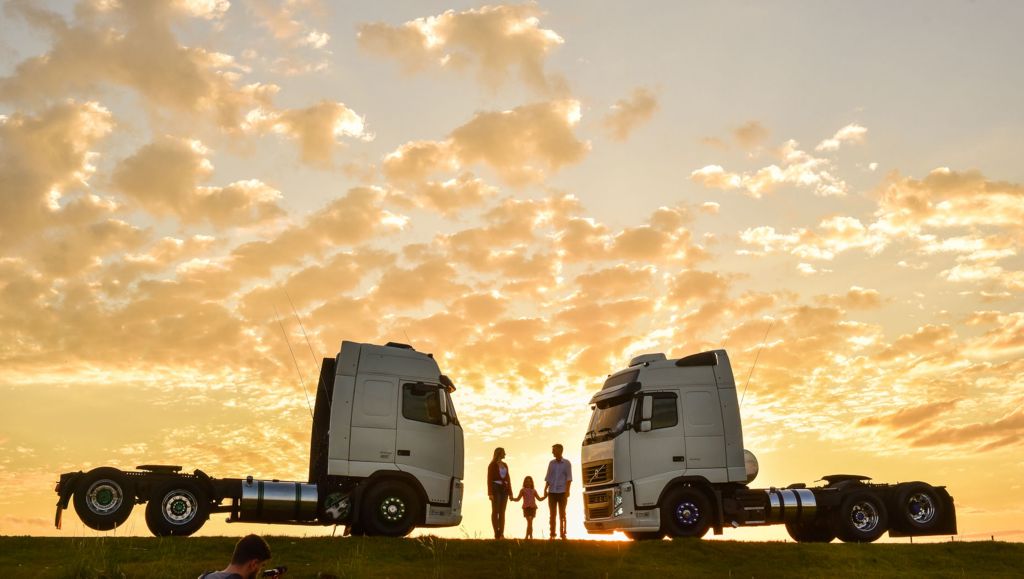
[543,443,572,539]
[200,534,272,579]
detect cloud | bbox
[0,100,114,247]
[733,120,769,150]
[244,100,371,166]
[875,167,1024,232]
[816,286,883,310]
[904,404,1024,452]
[227,186,405,279]
[370,258,471,309]
[251,0,330,50]
[602,87,659,141]
[739,216,886,261]
[391,173,498,217]
[0,1,261,129]
[816,123,867,152]
[357,3,566,93]
[856,398,962,429]
[690,135,849,197]
[383,100,588,186]
[963,312,1024,358]
[112,136,285,226]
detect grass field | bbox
[0,536,1021,578]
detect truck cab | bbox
[581,350,746,536]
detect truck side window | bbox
[649,393,679,430]
[402,383,444,426]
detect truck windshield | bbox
[584,398,633,446]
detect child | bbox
[510,476,546,539]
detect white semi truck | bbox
[581,350,957,542]
[54,341,464,537]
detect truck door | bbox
[395,382,456,504]
[629,391,685,506]
[348,376,398,465]
[681,387,726,469]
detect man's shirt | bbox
[545,458,572,493]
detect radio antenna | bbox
[284,289,329,411]
[274,304,314,419]
[740,319,773,407]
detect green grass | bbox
[0,536,1020,578]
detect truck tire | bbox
[72,467,134,531]
[361,480,420,537]
[892,482,943,533]
[145,480,209,537]
[662,486,711,539]
[833,491,888,543]
[624,531,665,541]
[785,517,836,543]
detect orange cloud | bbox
[357,4,566,93]
[383,100,587,186]
[602,87,659,141]
[113,136,286,226]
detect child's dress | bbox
[521,488,540,517]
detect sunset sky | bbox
[1,1,1022,542]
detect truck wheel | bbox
[833,491,888,543]
[893,482,943,533]
[785,517,836,543]
[72,467,134,531]
[145,481,209,537]
[361,480,420,537]
[662,486,711,539]
[624,531,665,541]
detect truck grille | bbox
[583,459,613,485]
[586,490,613,519]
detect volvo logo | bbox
[589,464,607,483]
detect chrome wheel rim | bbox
[380,496,406,523]
[85,479,124,516]
[162,490,198,525]
[675,501,701,527]
[907,492,936,524]
[850,501,880,533]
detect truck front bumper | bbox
[423,479,463,527]
[583,482,661,534]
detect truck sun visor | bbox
[590,380,641,406]
[675,351,718,367]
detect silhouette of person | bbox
[544,443,572,539]
[487,447,512,539]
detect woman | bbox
[487,447,512,539]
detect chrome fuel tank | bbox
[764,488,817,523]
[240,479,318,522]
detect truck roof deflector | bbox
[675,351,719,367]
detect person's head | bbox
[552,444,563,460]
[230,534,271,579]
[492,447,506,462]
[523,476,534,489]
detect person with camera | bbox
[200,534,282,579]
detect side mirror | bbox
[641,396,653,421]
[440,413,449,426]
[639,420,652,432]
[439,392,448,414]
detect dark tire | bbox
[72,467,134,531]
[785,517,836,543]
[662,486,712,539]
[361,480,421,537]
[893,482,943,533]
[833,491,888,543]
[144,480,209,537]
[625,530,665,541]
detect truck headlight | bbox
[613,487,624,517]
